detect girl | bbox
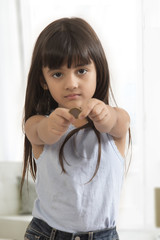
[22,17,130,240]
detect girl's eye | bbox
[52,72,62,78]
[77,69,87,75]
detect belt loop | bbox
[88,231,93,240]
[50,228,57,240]
[71,233,75,240]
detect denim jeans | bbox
[24,217,119,240]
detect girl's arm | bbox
[79,99,130,139]
[94,106,130,138]
[25,108,75,146]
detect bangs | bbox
[41,31,92,69]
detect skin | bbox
[25,60,130,158]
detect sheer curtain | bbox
[0,0,25,162]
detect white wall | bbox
[143,0,160,228]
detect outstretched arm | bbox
[25,108,75,146]
[79,98,130,139]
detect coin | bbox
[69,108,81,119]
[69,108,88,127]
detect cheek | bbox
[50,91,60,103]
[89,78,96,97]
[47,85,59,101]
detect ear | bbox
[42,83,48,90]
[40,77,48,90]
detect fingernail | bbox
[72,117,76,122]
[78,114,84,120]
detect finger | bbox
[88,103,104,119]
[54,108,75,123]
[90,108,108,122]
[78,102,100,119]
[50,127,68,137]
[53,119,69,130]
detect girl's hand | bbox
[78,98,130,138]
[47,108,75,136]
[25,108,75,146]
[79,99,111,125]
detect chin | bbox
[65,102,82,110]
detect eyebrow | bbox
[46,63,92,73]
[47,68,55,73]
[74,63,91,67]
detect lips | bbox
[65,94,80,100]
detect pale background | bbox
[0,0,160,232]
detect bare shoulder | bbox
[25,115,46,146]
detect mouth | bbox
[64,94,81,100]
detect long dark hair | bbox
[22,17,131,189]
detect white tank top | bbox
[32,124,124,233]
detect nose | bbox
[64,74,78,90]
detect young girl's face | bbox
[42,60,97,109]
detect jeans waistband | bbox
[26,217,118,240]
